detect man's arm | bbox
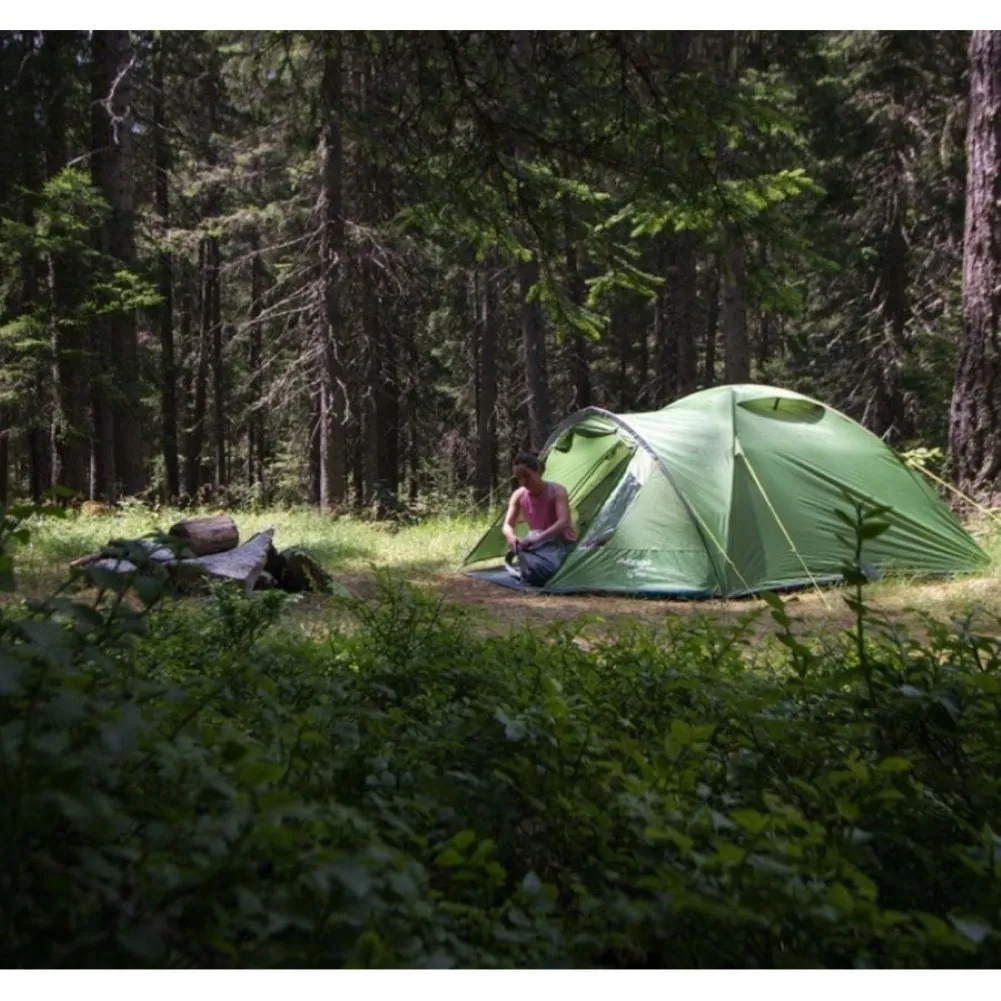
[531,485,572,545]
[502,490,522,550]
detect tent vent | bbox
[738,397,825,423]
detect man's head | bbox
[512,451,543,492]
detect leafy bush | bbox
[2,499,1001,967]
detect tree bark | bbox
[16,33,50,502]
[247,232,266,488]
[0,429,8,510]
[45,30,89,497]
[949,30,1001,498]
[91,30,144,497]
[153,32,180,501]
[211,248,225,490]
[184,240,210,497]
[318,34,347,511]
[512,31,553,449]
[721,236,750,384]
[654,235,698,403]
[565,240,591,409]
[704,262,720,387]
[475,264,498,504]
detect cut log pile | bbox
[70,515,334,595]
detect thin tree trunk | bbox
[564,193,591,409]
[405,316,420,505]
[309,391,321,506]
[704,263,720,387]
[948,30,1001,498]
[45,31,89,496]
[475,265,498,504]
[721,237,750,384]
[210,240,225,489]
[318,34,347,511]
[0,429,8,510]
[92,30,144,497]
[653,240,675,405]
[153,33,180,500]
[673,235,699,398]
[16,33,50,502]
[512,31,553,448]
[184,240,210,497]
[248,232,266,488]
[717,32,750,387]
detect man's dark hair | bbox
[513,451,542,472]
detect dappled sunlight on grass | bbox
[12,503,492,594]
[9,503,999,641]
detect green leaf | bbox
[859,521,891,540]
[434,847,465,867]
[828,882,854,912]
[670,719,693,745]
[713,842,746,866]
[730,809,768,834]
[877,756,912,773]
[452,829,476,851]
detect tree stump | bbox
[167,515,239,556]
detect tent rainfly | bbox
[462,385,989,597]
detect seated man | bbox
[502,451,576,586]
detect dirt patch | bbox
[303,568,1001,642]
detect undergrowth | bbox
[2,498,1001,967]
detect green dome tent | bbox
[462,384,988,597]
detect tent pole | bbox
[739,449,833,610]
[909,461,1001,527]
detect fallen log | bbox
[167,529,275,594]
[167,515,239,556]
[68,525,336,597]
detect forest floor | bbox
[9,503,1001,641]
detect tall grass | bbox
[11,503,494,594]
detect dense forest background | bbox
[2,29,1000,515]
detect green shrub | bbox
[2,498,1000,967]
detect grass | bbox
[9,501,1001,638]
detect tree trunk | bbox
[721,237,750,384]
[475,265,498,504]
[704,263,720,387]
[565,240,591,409]
[16,34,50,503]
[654,234,699,403]
[511,31,553,449]
[949,31,1001,499]
[91,30,144,497]
[309,391,321,506]
[519,260,553,448]
[45,30,89,497]
[673,235,699,398]
[210,245,225,490]
[153,33,180,501]
[248,232,266,488]
[0,429,8,510]
[653,240,675,405]
[716,32,750,387]
[405,316,421,505]
[184,240,210,497]
[318,34,347,512]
